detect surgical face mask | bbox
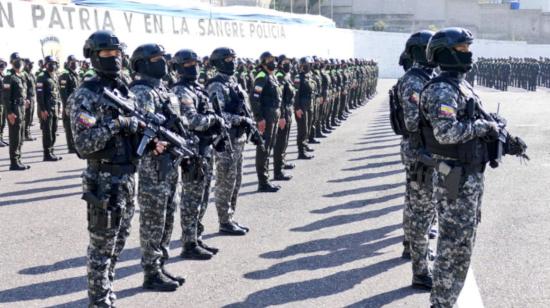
[13,60,23,70]
[46,63,58,72]
[266,60,277,71]
[282,63,291,73]
[69,61,78,71]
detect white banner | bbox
[0,0,353,64]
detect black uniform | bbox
[59,68,80,152]
[3,69,28,168]
[250,67,282,188]
[36,70,62,160]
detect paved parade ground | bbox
[0,79,549,308]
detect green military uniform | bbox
[59,68,80,153]
[251,67,282,189]
[36,69,62,160]
[3,68,28,169]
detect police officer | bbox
[396,30,437,290]
[59,55,81,153]
[0,58,8,147]
[171,49,224,259]
[69,30,166,307]
[251,51,282,192]
[206,47,252,236]
[23,59,37,141]
[36,56,63,161]
[294,57,316,160]
[419,28,499,308]
[273,54,296,180]
[129,43,185,291]
[4,52,30,170]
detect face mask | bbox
[147,59,167,79]
[266,61,277,71]
[69,62,78,71]
[282,63,291,73]
[219,59,235,75]
[97,56,122,77]
[177,63,199,81]
[13,60,23,70]
[46,63,57,72]
[438,49,473,73]
[302,65,310,73]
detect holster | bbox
[83,177,122,232]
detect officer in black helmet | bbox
[206,47,253,236]
[419,27,502,308]
[171,48,224,259]
[0,57,7,147]
[129,43,186,292]
[273,54,296,180]
[36,55,63,161]
[23,58,37,141]
[294,56,316,159]
[250,51,282,192]
[4,52,30,170]
[69,30,167,307]
[59,55,81,153]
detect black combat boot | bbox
[219,222,247,236]
[298,152,314,160]
[161,267,186,286]
[197,239,219,255]
[412,273,433,290]
[258,182,281,193]
[180,242,214,260]
[283,162,296,170]
[44,153,62,161]
[274,171,293,181]
[143,271,179,291]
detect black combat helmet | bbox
[44,55,58,64]
[10,52,21,63]
[83,30,123,77]
[405,30,434,66]
[210,47,237,75]
[172,49,200,79]
[427,27,474,72]
[67,55,77,62]
[130,43,164,71]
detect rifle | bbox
[470,99,530,167]
[209,91,233,153]
[101,88,196,168]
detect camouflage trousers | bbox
[138,155,179,275]
[180,156,214,244]
[400,138,415,248]
[405,162,436,276]
[85,169,136,307]
[430,168,484,308]
[214,137,246,224]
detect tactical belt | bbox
[98,163,136,176]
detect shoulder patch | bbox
[408,92,419,105]
[77,111,97,128]
[255,71,266,79]
[439,104,456,118]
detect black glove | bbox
[115,116,140,134]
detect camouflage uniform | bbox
[397,63,436,277]
[130,75,180,276]
[172,79,217,245]
[420,71,494,308]
[69,76,139,307]
[206,73,248,225]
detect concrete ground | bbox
[0,79,548,308]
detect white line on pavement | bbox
[457,267,484,308]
